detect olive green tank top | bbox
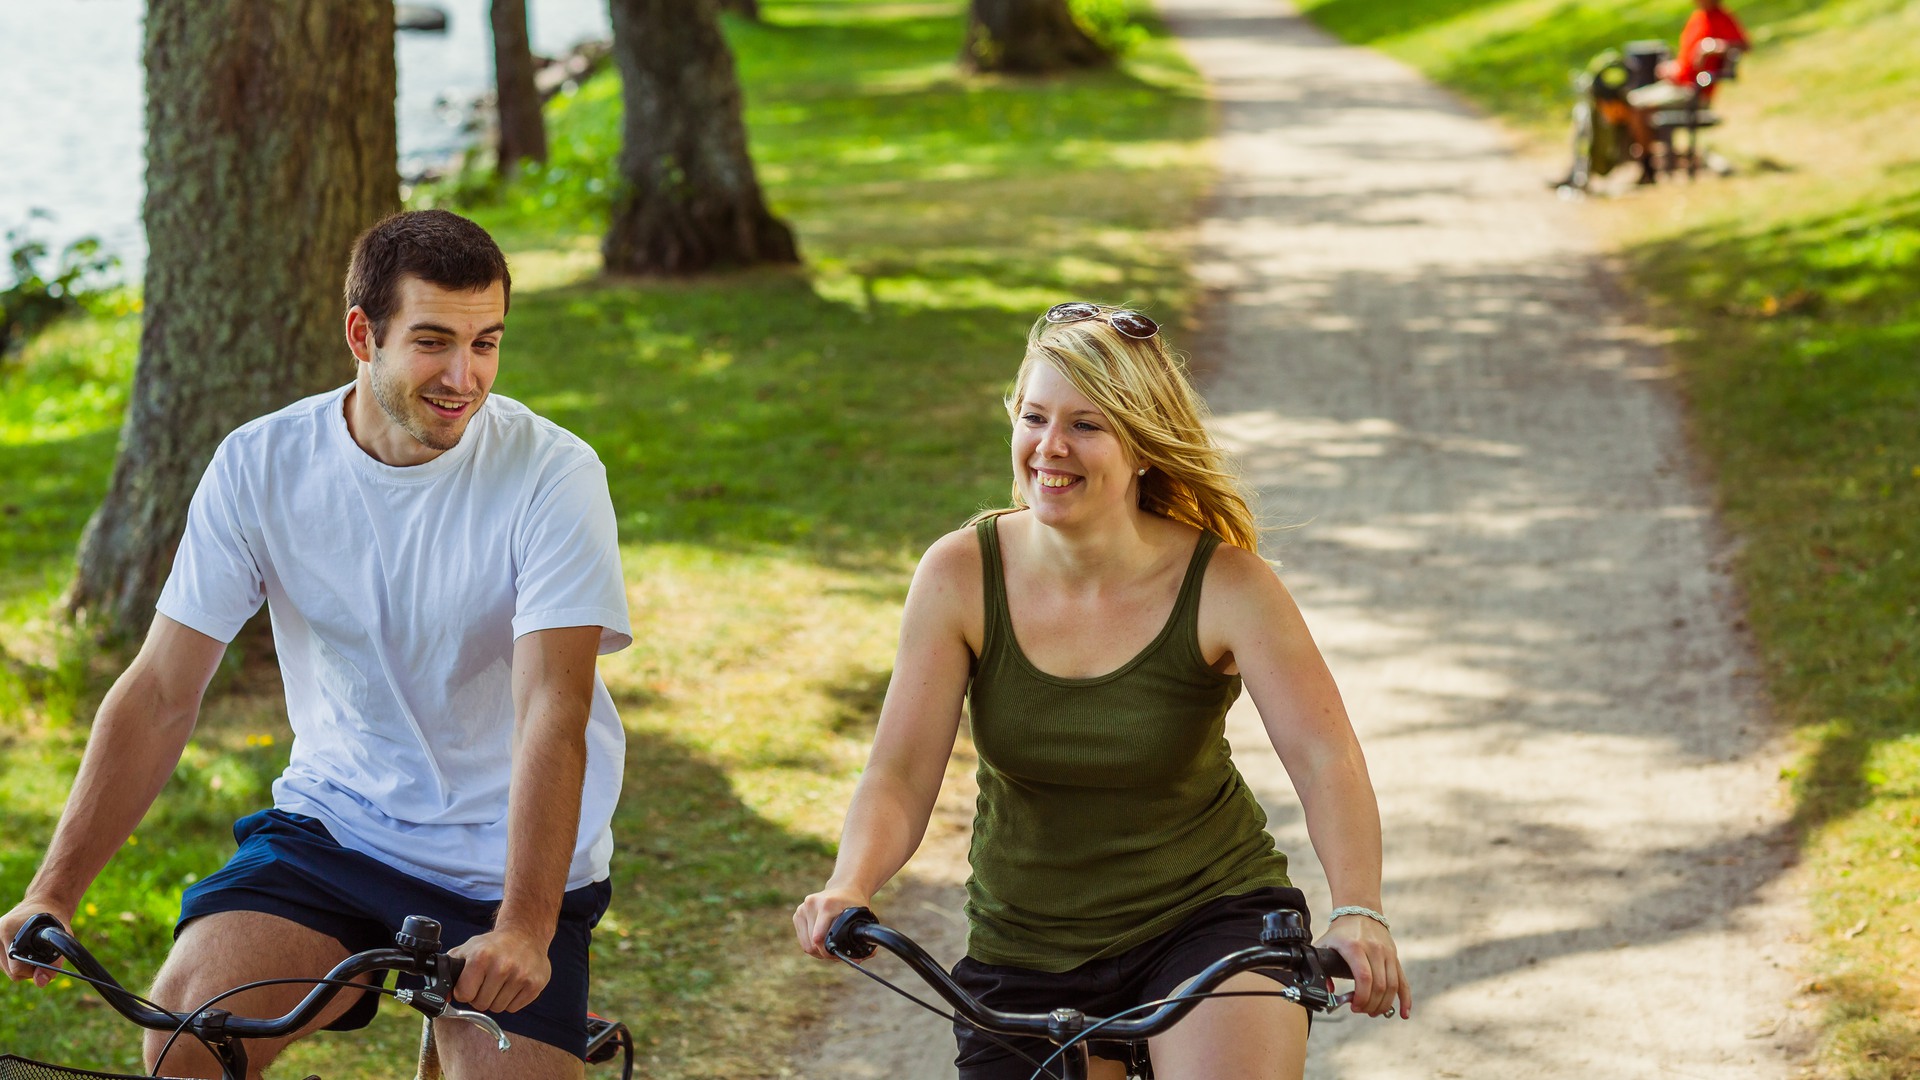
[963,517,1292,971]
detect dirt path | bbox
[790,1,1810,1076]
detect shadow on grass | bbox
[1625,185,1920,836]
[1617,140,1920,1080]
[584,712,866,1076]
[826,667,893,736]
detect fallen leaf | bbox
[1843,917,1870,939]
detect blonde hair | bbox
[968,305,1260,552]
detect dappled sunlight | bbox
[503,244,599,291]
[867,275,1064,313]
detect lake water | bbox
[0,0,611,277]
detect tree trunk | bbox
[717,0,761,19]
[964,0,1110,73]
[602,0,797,275]
[70,0,399,640]
[492,0,548,175]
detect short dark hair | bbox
[344,210,511,343]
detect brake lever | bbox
[387,917,512,1053]
[393,987,512,1053]
[440,1004,511,1052]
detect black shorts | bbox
[177,808,611,1058]
[949,886,1310,1080]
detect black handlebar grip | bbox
[441,952,465,987]
[10,913,67,966]
[1315,946,1352,980]
[825,907,880,960]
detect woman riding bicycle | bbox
[794,303,1410,1080]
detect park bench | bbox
[1646,38,1743,181]
[1556,38,1743,194]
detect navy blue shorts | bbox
[949,886,1311,1080]
[178,808,611,1058]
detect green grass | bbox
[0,1,1210,1075]
[1294,0,1920,1074]
[1630,167,1920,1080]
[1297,0,1899,141]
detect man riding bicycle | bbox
[0,210,631,1079]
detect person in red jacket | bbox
[1632,0,1749,108]
[1619,0,1750,180]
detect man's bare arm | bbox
[1,615,226,983]
[449,624,600,1013]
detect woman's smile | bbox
[1034,468,1083,491]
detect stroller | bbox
[1556,40,1669,193]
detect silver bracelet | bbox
[1328,905,1391,931]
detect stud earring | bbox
[1137,467,1148,476]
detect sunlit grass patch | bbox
[0,309,138,613]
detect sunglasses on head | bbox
[1044,302,1159,340]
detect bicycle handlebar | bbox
[8,912,472,1042]
[824,906,1352,1045]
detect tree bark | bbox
[70,0,399,640]
[964,0,1111,73]
[492,0,548,175]
[602,0,797,275]
[717,0,761,19]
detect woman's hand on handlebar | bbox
[1320,913,1412,1020]
[793,885,871,960]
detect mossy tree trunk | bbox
[492,0,547,175]
[602,0,797,274]
[70,0,399,640]
[964,0,1110,73]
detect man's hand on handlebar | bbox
[1319,913,1411,1020]
[1,895,77,986]
[793,885,872,960]
[448,926,552,1015]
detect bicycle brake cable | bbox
[826,941,1065,1080]
[151,975,403,1078]
[8,952,228,1075]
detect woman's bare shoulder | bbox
[908,521,992,604]
[918,524,983,575]
[1202,539,1290,606]
[1206,537,1275,573]
[905,523,993,648]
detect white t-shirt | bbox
[158,384,632,900]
